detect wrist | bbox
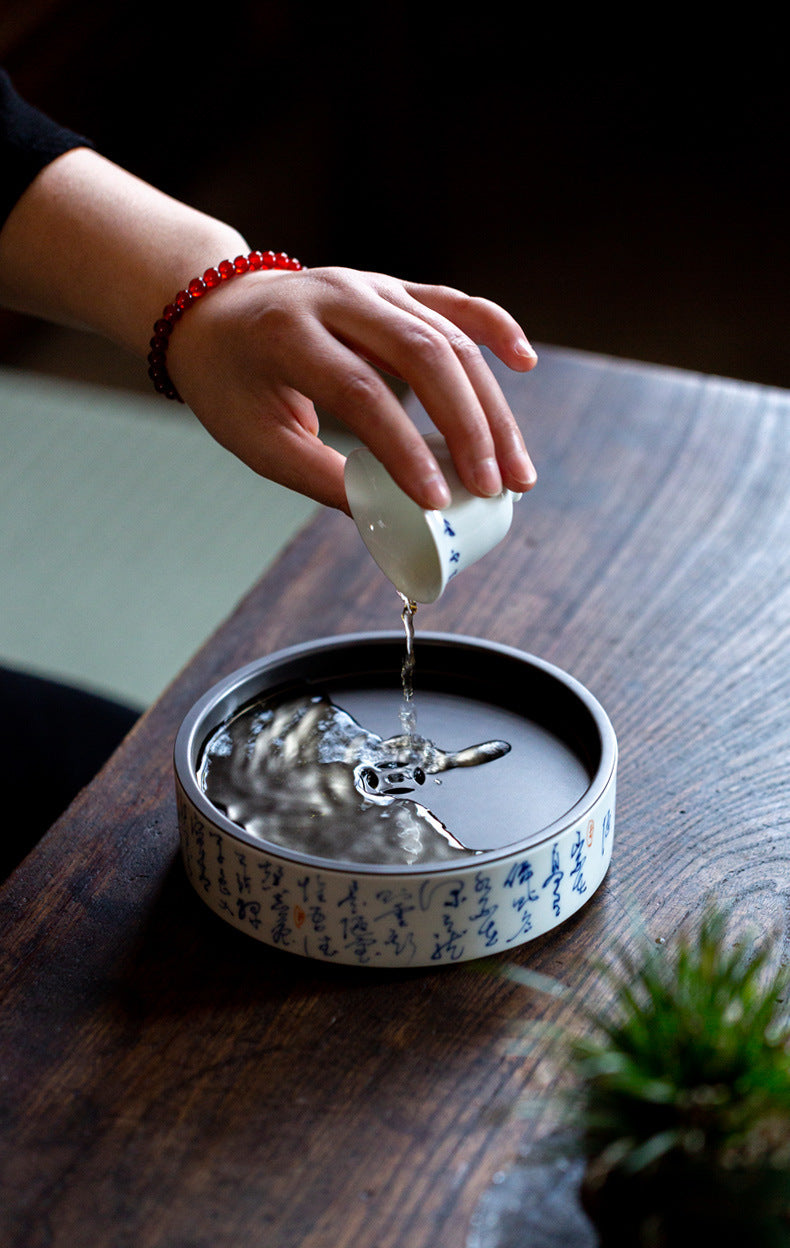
[149,250,304,402]
[131,226,251,361]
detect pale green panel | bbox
[0,370,327,707]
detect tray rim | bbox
[174,631,618,877]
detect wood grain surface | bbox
[2,346,790,1248]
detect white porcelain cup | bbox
[344,433,522,603]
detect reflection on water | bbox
[199,690,511,865]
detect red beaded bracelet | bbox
[147,249,303,402]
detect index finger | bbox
[401,282,539,374]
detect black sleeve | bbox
[0,69,95,228]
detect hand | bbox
[0,147,537,513]
[166,265,538,512]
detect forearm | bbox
[0,146,248,360]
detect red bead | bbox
[175,289,192,311]
[217,260,234,280]
[153,318,172,337]
[188,277,207,298]
[260,250,276,268]
[203,267,221,287]
[233,255,250,274]
[247,251,264,270]
[162,304,181,323]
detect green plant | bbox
[571,906,790,1246]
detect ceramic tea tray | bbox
[174,632,617,967]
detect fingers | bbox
[262,426,350,512]
[306,270,537,498]
[385,292,537,494]
[403,281,539,374]
[209,384,353,511]
[275,318,455,510]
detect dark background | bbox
[1,2,787,389]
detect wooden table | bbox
[3,346,790,1248]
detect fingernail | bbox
[421,470,452,510]
[473,456,503,497]
[515,337,538,362]
[513,449,537,489]
[503,427,537,489]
